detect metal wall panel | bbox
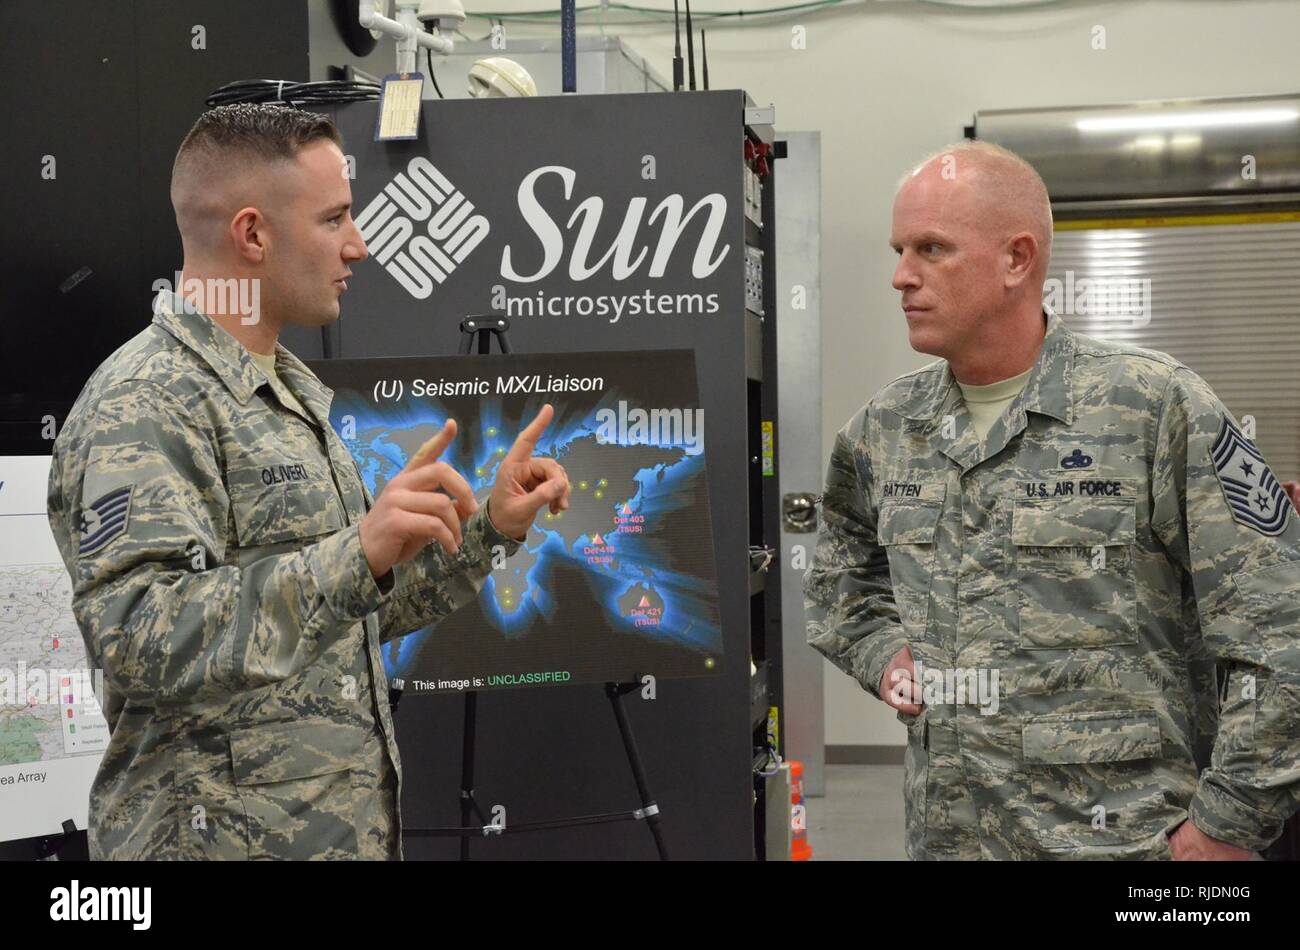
[774,132,825,797]
[1047,217,1300,481]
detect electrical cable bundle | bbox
[205,79,381,108]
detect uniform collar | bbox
[151,290,336,425]
[1017,306,1075,427]
[275,343,338,429]
[893,306,1075,427]
[152,290,264,405]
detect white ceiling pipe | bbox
[359,0,453,76]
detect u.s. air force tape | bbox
[78,485,134,556]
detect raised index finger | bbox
[405,460,478,519]
[404,419,457,472]
[503,404,554,464]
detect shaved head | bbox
[171,154,280,259]
[890,141,1055,381]
[898,140,1053,273]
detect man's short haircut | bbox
[170,104,345,253]
[171,103,343,186]
[898,140,1054,261]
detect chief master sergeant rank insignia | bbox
[1211,416,1290,536]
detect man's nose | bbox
[346,219,369,263]
[892,253,919,291]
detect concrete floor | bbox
[803,764,908,861]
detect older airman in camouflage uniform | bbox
[806,143,1300,860]
[47,290,523,859]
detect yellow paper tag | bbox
[376,74,424,141]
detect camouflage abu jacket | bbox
[47,291,520,860]
[806,309,1300,859]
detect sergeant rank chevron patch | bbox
[78,484,134,556]
[1211,417,1290,536]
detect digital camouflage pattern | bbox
[47,291,520,860]
[806,309,1300,859]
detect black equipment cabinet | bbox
[285,91,785,859]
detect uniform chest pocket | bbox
[1011,497,1137,649]
[878,492,944,635]
[227,462,347,548]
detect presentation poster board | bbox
[310,349,721,693]
[0,456,108,842]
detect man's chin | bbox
[298,303,342,329]
[905,323,946,358]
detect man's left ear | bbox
[1004,232,1038,289]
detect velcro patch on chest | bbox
[1018,477,1132,500]
[259,462,314,486]
[879,480,946,504]
[1059,448,1095,470]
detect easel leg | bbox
[606,682,669,860]
[453,318,505,863]
[459,690,477,861]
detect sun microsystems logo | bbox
[356,156,490,300]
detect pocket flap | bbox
[1232,559,1300,599]
[1022,709,1160,765]
[878,500,943,545]
[229,719,367,786]
[1012,498,1136,547]
[1232,560,1300,629]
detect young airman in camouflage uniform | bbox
[47,105,569,860]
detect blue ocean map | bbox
[329,395,722,684]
